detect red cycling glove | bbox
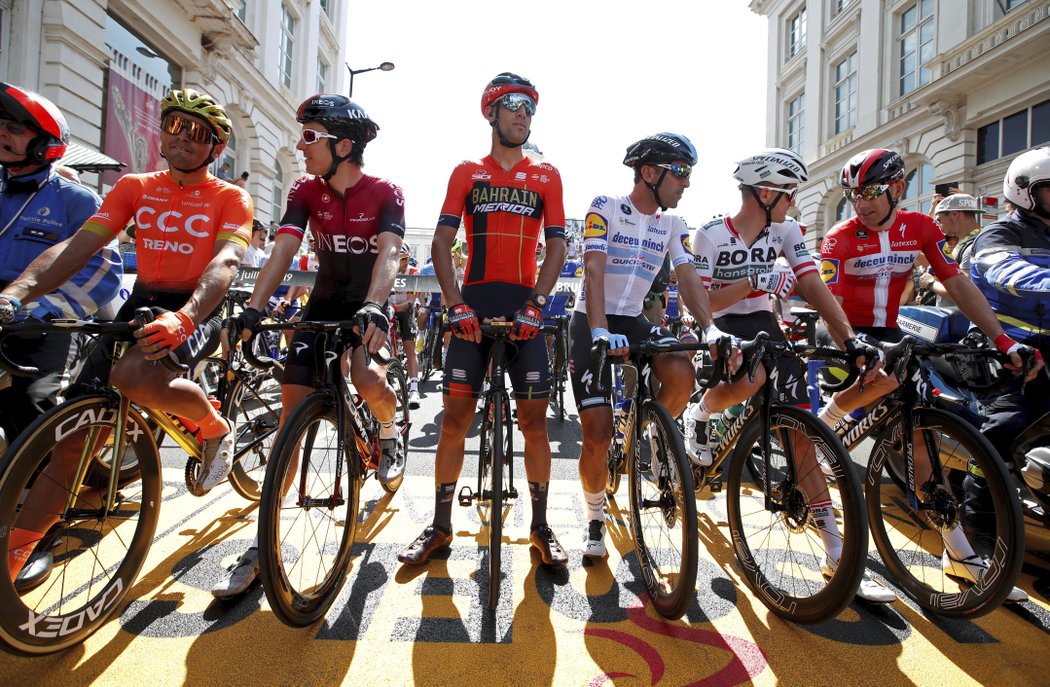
[511,303,543,340]
[139,310,195,352]
[447,303,480,340]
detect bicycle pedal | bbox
[457,485,474,507]
[709,480,723,493]
[506,487,518,500]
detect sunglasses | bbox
[161,114,217,144]
[500,93,537,116]
[752,184,798,199]
[0,119,29,136]
[655,163,692,179]
[300,128,340,145]
[844,184,891,202]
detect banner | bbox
[232,270,582,295]
[103,70,165,188]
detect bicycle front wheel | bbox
[0,394,162,654]
[726,406,867,624]
[258,393,361,627]
[225,370,283,501]
[866,406,1023,618]
[628,399,698,620]
[478,390,507,610]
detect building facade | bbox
[749,0,1049,245]
[0,0,348,222]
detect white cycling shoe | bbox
[822,557,897,604]
[583,519,608,559]
[942,551,1028,603]
[198,423,235,493]
[685,418,713,467]
[211,547,260,600]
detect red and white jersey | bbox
[691,215,817,317]
[820,210,959,327]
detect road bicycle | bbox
[544,314,569,421]
[248,316,410,627]
[456,321,559,610]
[417,306,444,383]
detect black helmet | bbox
[296,94,379,144]
[623,133,698,168]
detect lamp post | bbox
[346,61,395,98]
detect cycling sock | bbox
[942,524,978,562]
[196,409,231,440]
[583,490,605,524]
[433,482,457,532]
[808,500,842,563]
[7,527,47,581]
[379,418,397,440]
[689,399,712,423]
[818,400,847,429]
[529,481,548,531]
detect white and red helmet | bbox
[0,82,69,165]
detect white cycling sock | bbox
[379,418,398,440]
[818,400,847,429]
[584,490,605,524]
[942,524,978,561]
[689,398,713,423]
[809,500,842,563]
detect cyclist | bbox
[398,72,569,568]
[389,242,421,407]
[917,192,983,305]
[970,147,1050,481]
[819,147,1038,601]
[684,148,890,601]
[212,94,405,598]
[0,87,252,585]
[570,132,729,559]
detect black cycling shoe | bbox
[14,548,54,594]
[529,524,568,568]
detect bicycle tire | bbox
[381,360,410,494]
[606,438,625,497]
[483,390,506,610]
[628,399,698,620]
[419,325,435,383]
[225,371,283,501]
[257,392,361,627]
[865,406,1023,618]
[726,406,867,624]
[0,394,161,653]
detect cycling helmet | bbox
[297,94,379,180]
[399,242,411,257]
[733,148,809,186]
[0,82,69,167]
[839,148,905,188]
[160,88,232,143]
[623,133,697,211]
[480,72,539,117]
[623,133,698,168]
[1003,146,1050,218]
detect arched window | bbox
[835,195,855,222]
[271,164,285,222]
[900,162,934,214]
[216,130,238,180]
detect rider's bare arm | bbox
[674,262,714,330]
[535,237,565,297]
[582,249,610,332]
[432,227,462,306]
[364,233,402,305]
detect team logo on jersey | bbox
[621,204,632,216]
[937,238,958,264]
[584,212,608,239]
[820,236,837,252]
[855,229,869,240]
[680,233,692,256]
[820,258,839,284]
[322,193,331,204]
[471,172,491,181]
[592,196,608,210]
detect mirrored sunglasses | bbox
[845,184,891,202]
[500,93,537,116]
[656,163,692,179]
[161,114,216,144]
[300,128,340,145]
[0,119,29,136]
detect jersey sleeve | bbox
[782,221,819,279]
[972,223,1050,296]
[378,180,407,237]
[819,225,847,297]
[919,214,961,281]
[79,175,141,240]
[277,176,312,242]
[437,163,469,228]
[690,227,715,288]
[668,216,692,269]
[217,186,253,249]
[581,197,611,255]
[540,163,566,241]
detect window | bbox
[320,0,332,17]
[317,59,328,93]
[272,165,285,223]
[787,93,804,154]
[900,162,934,214]
[833,0,854,13]
[899,0,934,96]
[234,0,247,21]
[216,130,238,179]
[788,8,806,59]
[833,52,858,135]
[1004,0,1028,10]
[835,196,855,222]
[977,99,1050,164]
[279,3,296,89]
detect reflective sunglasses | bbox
[845,184,891,202]
[0,119,29,136]
[656,162,692,179]
[300,128,340,145]
[752,184,798,199]
[161,114,216,144]
[500,93,537,116]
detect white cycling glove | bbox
[749,270,796,299]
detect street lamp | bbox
[346,61,395,98]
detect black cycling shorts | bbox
[716,311,808,407]
[282,298,364,387]
[392,307,417,341]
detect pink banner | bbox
[103,70,165,187]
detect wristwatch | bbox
[528,292,548,308]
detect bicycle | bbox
[544,314,569,421]
[0,310,275,653]
[417,305,445,383]
[456,321,559,610]
[248,316,410,627]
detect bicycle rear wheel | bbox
[628,399,698,620]
[478,390,507,610]
[225,370,283,501]
[866,407,1023,618]
[726,406,866,624]
[0,394,161,653]
[419,325,435,382]
[381,360,410,494]
[258,393,361,627]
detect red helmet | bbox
[840,148,905,188]
[480,72,539,117]
[0,82,69,164]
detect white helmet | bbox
[733,148,809,187]
[1003,146,1050,212]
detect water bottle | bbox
[614,398,632,445]
[713,403,745,440]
